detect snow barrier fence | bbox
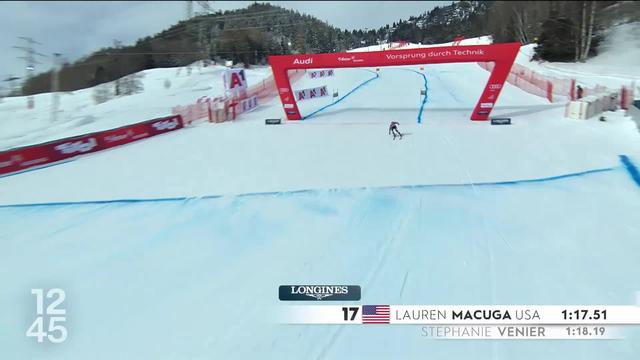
[172,69,305,125]
[478,61,635,110]
[0,115,184,177]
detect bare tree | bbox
[581,1,588,61]
[572,1,598,62]
[489,1,551,45]
[113,40,123,95]
[581,1,597,61]
[575,1,587,61]
[93,83,113,104]
[119,73,144,96]
[512,4,530,44]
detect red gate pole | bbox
[570,79,576,101]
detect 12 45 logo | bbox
[26,289,67,344]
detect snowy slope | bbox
[2,168,640,360]
[348,36,493,53]
[516,23,639,91]
[1,34,640,360]
[0,63,273,151]
[3,59,638,205]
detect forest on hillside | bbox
[16,1,637,96]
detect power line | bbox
[185,0,193,20]
[29,8,342,76]
[94,19,350,58]
[99,50,275,56]
[195,1,215,65]
[51,53,62,123]
[13,36,46,108]
[191,8,293,22]
[150,10,309,40]
[195,0,214,16]
[146,20,317,44]
[132,7,337,47]
[174,6,288,29]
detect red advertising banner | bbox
[0,115,183,176]
[0,146,53,176]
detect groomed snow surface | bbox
[1,36,640,360]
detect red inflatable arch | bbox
[268,42,520,121]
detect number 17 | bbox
[342,307,358,321]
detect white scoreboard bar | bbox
[279,305,640,340]
[282,305,640,325]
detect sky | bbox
[0,1,451,88]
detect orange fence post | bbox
[570,79,576,101]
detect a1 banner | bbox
[308,70,335,79]
[223,68,248,97]
[295,85,329,101]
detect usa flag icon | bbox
[362,305,390,324]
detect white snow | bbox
[4,61,637,205]
[0,63,273,151]
[515,23,640,91]
[1,32,640,360]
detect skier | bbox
[576,85,584,100]
[389,121,403,140]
